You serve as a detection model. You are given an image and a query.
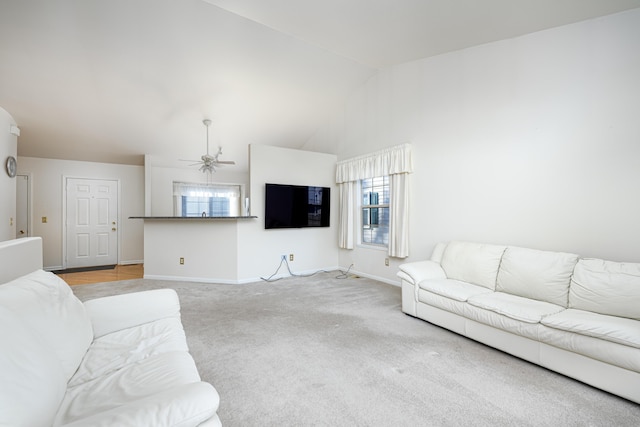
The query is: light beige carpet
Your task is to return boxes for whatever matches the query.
[72,272,640,426]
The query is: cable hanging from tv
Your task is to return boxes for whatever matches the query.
[260,255,333,282]
[259,256,356,282]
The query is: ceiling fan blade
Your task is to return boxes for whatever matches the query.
[215,160,236,165]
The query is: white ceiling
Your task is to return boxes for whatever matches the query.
[2,0,640,172]
[204,0,640,68]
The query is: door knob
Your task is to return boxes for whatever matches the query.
[19,230,25,235]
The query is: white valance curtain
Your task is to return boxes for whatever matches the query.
[172,181,242,217]
[172,182,240,199]
[335,143,412,258]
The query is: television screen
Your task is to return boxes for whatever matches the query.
[265,183,330,229]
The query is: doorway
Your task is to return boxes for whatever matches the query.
[16,174,30,238]
[65,178,119,269]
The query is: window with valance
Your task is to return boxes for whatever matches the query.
[173,181,242,217]
[335,143,412,258]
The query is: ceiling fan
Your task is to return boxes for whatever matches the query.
[182,119,235,174]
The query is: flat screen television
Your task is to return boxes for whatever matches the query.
[264,183,330,229]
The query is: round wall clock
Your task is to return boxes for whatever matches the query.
[5,156,17,178]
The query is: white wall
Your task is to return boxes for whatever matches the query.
[142,145,337,283]
[237,144,338,281]
[143,159,249,283]
[304,9,640,283]
[0,107,18,242]
[16,157,144,269]
[142,219,242,283]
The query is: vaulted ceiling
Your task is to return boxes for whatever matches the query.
[2,0,639,172]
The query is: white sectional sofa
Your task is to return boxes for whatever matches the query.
[398,241,640,403]
[0,237,221,426]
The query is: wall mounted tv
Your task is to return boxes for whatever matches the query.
[264,183,330,229]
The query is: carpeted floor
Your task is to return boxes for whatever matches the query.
[72,272,640,426]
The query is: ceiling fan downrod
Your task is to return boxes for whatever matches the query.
[203,119,212,157]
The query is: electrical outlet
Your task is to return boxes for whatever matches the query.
[179,257,184,265]
[289,254,294,261]
[385,258,390,266]
[42,216,47,223]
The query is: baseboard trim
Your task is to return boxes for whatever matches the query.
[348,269,401,287]
[54,265,116,274]
[144,274,241,285]
[145,265,343,285]
[119,259,144,266]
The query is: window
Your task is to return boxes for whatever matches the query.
[361,176,389,246]
[337,143,411,256]
[173,182,243,217]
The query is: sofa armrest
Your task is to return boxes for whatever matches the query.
[84,289,181,338]
[397,260,447,285]
[60,381,219,427]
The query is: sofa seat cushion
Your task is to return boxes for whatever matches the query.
[57,382,220,427]
[69,317,190,388]
[496,246,578,306]
[468,292,565,324]
[569,258,640,320]
[418,289,468,317]
[54,351,207,426]
[541,309,640,349]
[419,278,492,302]
[539,323,640,373]
[462,303,543,340]
[440,241,506,290]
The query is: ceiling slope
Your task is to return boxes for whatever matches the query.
[204,0,640,68]
[1,0,639,169]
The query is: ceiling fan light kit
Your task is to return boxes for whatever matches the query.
[182,119,236,174]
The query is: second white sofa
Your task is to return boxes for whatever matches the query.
[398,241,640,403]
[0,237,221,427]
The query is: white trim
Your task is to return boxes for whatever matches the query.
[349,268,401,287]
[62,175,66,268]
[144,274,271,285]
[144,274,243,285]
[119,259,144,266]
[16,173,33,238]
[117,179,122,267]
[145,265,342,285]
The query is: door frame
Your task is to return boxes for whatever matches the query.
[16,173,33,238]
[62,176,122,269]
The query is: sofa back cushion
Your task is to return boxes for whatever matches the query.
[0,270,93,381]
[569,258,640,320]
[496,246,578,306]
[440,241,506,290]
[0,306,67,426]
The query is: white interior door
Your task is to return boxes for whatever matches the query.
[66,178,118,268]
[16,174,30,238]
